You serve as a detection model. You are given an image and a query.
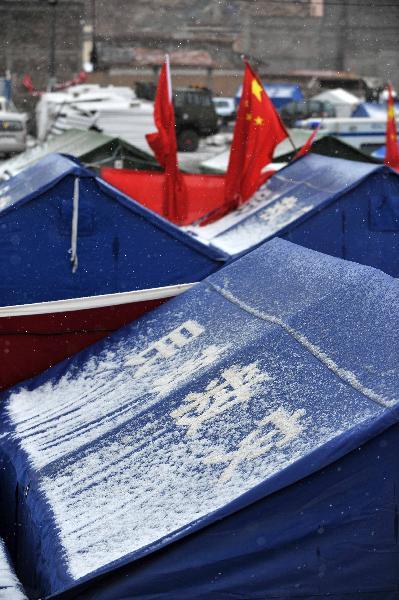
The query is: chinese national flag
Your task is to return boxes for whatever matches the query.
[384,82,399,171]
[202,62,288,225]
[146,56,187,222]
[292,125,320,161]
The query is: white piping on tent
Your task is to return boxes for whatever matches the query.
[70,176,79,273]
[0,282,195,318]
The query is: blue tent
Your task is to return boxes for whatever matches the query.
[0,153,225,307]
[371,144,399,161]
[352,102,399,118]
[235,83,303,109]
[0,238,398,599]
[0,538,26,599]
[189,153,399,277]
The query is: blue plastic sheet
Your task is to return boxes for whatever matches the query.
[0,154,225,306]
[190,154,399,276]
[0,238,398,599]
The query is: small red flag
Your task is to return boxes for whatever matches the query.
[146,56,187,222]
[201,62,288,225]
[292,125,320,161]
[384,82,399,171]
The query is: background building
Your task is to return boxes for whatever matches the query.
[0,0,84,108]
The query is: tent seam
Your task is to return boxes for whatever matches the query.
[208,282,396,409]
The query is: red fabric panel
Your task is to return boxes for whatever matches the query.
[101,168,226,225]
[0,298,166,391]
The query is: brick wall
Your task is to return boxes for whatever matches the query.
[0,0,84,109]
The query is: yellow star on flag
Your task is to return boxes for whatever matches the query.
[251,79,263,102]
[388,106,395,119]
[246,113,252,121]
[254,115,264,126]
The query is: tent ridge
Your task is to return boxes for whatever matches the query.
[209,282,396,409]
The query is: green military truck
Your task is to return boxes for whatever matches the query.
[135,82,220,152]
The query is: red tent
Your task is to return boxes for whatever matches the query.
[101,168,226,225]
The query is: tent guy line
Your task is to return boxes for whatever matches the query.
[209,282,396,409]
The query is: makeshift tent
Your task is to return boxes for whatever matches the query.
[312,88,359,117]
[235,83,303,109]
[187,154,399,277]
[0,238,398,600]
[352,102,399,118]
[0,153,223,307]
[100,168,226,225]
[277,135,381,164]
[0,153,225,389]
[0,129,160,181]
[0,538,26,599]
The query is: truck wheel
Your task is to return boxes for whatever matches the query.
[177,129,199,152]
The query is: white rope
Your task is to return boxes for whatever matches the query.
[70,177,79,273]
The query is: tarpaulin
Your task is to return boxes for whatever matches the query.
[0,238,398,599]
[0,153,225,307]
[187,153,399,276]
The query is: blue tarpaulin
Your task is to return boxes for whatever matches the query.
[235,83,303,109]
[188,153,399,277]
[0,238,398,599]
[0,154,225,307]
[352,102,397,118]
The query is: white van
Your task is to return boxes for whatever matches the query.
[0,110,27,157]
[297,117,389,154]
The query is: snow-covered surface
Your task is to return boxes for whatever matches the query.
[184,179,313,255]
[187,153,380,257]
[0,539,26,599]
[1,238,397,595]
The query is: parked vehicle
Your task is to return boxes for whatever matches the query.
[212,97,236,124]
[280,99,336,127]
[297,117,389,153]
[135,82,220,152]
[0,110,27,157]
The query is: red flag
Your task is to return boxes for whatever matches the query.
[201,62,288,225]
[384,82,399,170]
[146,56,187,222]
[292,125,320,161]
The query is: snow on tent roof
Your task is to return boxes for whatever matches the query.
[189,153,384,257]
[0,153,225,306]
[0,129,159,181]
[0,238,399,598]
[0,539,26,599]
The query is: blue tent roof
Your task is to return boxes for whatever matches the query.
[0,153,225,306]
[189,154,382,255]
[188,153,399,276]
[235,83,303,109]
[0,238,398,599]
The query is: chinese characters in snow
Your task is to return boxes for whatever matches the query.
[125,320,204,376]
[171,361,306,483]
[204,407,306,482]
[171,362,270,436]
[258,196,313,229]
